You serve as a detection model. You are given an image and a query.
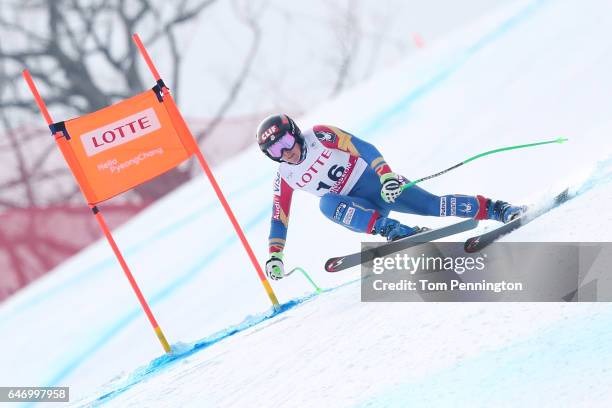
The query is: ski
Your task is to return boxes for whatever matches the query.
[325,218,479,272]
[464,188,572,253]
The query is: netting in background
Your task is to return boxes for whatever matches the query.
[0,204,147,302]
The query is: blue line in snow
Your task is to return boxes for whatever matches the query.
[360,0,546,139]
[83,278,363,406]
[86,293,320,406]
[355,305,612,407]
[43,206,271,388]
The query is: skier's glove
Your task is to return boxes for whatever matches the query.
[265,252,285,281]
[380,172,405,203]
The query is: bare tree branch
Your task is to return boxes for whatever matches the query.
[0,42,37,206]
[0,168,70,191]
[0,227,27,287]
[194,0,263,146]
[329,0,360,97]
[0,0,219,208]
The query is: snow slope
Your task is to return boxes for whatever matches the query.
[79,289,612,408]
[2,0,612,406]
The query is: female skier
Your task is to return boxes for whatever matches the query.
[257,114,524,280]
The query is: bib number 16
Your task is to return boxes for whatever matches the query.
[317,165,345,191]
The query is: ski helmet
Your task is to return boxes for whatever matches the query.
[256,114,306,163]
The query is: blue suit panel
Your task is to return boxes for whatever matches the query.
[319,166,481,233]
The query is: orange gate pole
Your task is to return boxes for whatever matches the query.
[132,34,281,311]
[22,69,172,353]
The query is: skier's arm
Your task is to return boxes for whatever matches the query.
[268,172,294,254]
[348,130,405,202]
[266,173,294,280]
[314,125,404,203]
[313,125,392,176]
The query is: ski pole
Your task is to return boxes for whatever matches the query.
[284,267,323,294]
[400,137,568,191]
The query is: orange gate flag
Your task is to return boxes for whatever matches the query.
[22,33,282,354]
[51,84,197,204]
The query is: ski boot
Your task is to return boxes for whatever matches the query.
[373,217,428,241]
[486,199,527,223]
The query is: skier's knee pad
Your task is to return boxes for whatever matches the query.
[319,193,380,233]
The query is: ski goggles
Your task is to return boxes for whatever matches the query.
[267,132,296,159]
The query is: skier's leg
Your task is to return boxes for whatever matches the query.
[350,167,523,223]
[395,185,526,223]
[394,184,485,218]
[319,193,384,233]
[319,193,423,240]
[347,167,479,217]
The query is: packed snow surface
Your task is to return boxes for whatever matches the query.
[2,0,612,406]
